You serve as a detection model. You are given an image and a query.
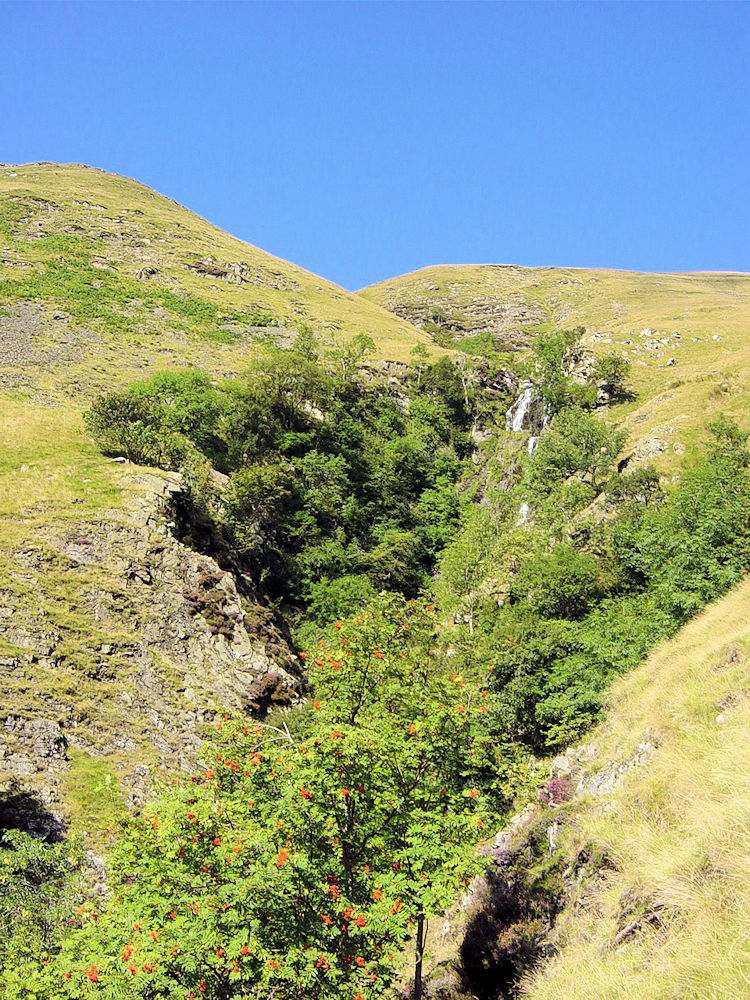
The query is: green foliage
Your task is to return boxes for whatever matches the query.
[481,416,750,751]
[706,412,750,468]
[83,370,224,469]
[435,505,503,639]
[524,328,593,414]
[614,429,750,621]
[510,545,606,620]
[0,830,83,997]
[416,356,472,432]
[224,464,294,546]
[605,464,664,507]
[85,342,478,624]
[593,352,633,402]
[305,575,379,632]
[43,600,493,999]
[528,407,627,498]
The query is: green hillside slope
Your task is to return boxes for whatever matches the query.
[419,577,750,1000]
[1,162,433,395]
[519,575,750,1000]
[361,264,750,476]
[0,163,433,836]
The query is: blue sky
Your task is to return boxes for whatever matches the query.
[2,1,748,289]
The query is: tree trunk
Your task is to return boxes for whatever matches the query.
[414,911,425,1000]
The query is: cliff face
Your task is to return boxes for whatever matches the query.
[0,466,300,833]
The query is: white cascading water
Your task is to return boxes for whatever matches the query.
[505,387,534,433]
[505,387,549,454]
[516,502,531,526]
[505,386,550,525]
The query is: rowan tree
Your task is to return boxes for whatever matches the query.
[43,598,491,1000]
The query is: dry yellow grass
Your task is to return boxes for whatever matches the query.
[520,578,750,1000]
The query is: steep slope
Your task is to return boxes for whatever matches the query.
[361,264,750,476]
[0,162,433,395]
[423,577,750,1000]
[0,163,433,839]
[521,575,750,1000]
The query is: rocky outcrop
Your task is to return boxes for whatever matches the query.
[0,469,301,831]
[382,293,542,351]
[184,255,300,290]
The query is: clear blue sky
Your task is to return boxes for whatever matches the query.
[2,1,748,289]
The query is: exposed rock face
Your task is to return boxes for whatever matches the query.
[0,470,301,828]
[378,287,544,351]
[185,255,300,290]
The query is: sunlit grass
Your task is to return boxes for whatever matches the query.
[0,400,120,520]
[519,578,750,1000]
[0,162,438,365]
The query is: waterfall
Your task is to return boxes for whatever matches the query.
[516,502,531,526]
[505,387,534,433]
[505,386,550,525]
[505,387,549,454]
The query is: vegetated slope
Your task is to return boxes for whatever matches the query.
[0,163,432,839]
[518,575,750,1000]
[419,577,750,1000]
[361,263,750,477]
[0,162,433,395]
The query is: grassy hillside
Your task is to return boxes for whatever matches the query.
[0,163,432,837]
[361,264,750,476]
[520,575,750,1000]
[1,167,749,997]
[0,162,434,393]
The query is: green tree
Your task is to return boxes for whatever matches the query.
[525,328,592,414]
[510,544,607,620]
[224,463,293,549]
[528,407,626,498]
[330,333,376,380]
[606,464,663,507]
[409,344,429,387]
[593,352,633,402]
[0,829,83,997]
[45,600,490,1000]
